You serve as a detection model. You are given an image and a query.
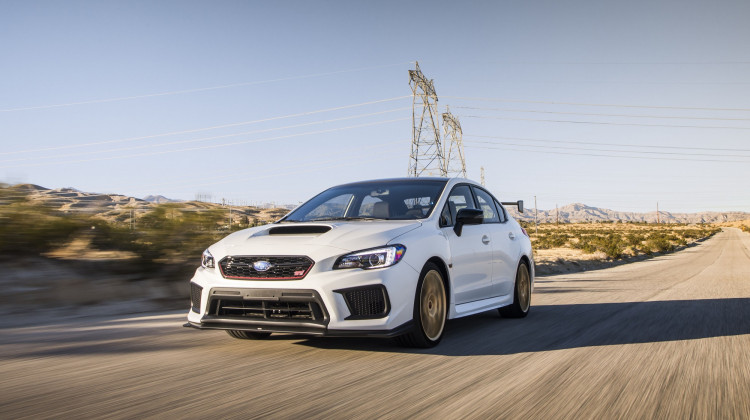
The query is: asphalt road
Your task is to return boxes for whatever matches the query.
[2,228,749,419]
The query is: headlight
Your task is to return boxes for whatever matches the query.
[201,249,215,268]
[333,245,406,270]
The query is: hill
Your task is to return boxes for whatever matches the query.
[143,195,178,204]
[3,183,747,224]
[507,202,749,224]
[2,184,291,225]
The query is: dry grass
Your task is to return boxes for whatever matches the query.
[521,222,722,274]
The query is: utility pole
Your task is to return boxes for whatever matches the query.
[408,61,444,177]
[442,106,466,177]
[480,166,485,186]
[657,202,660,224]
[534,195,539,234]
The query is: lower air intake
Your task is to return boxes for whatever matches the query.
[208,298,326,322]
[338,285,390,320]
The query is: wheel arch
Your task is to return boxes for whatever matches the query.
[518,254,534,290]
[425,256,451,310]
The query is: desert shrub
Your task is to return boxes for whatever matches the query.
[645,237,674,253]
[681,230,701,240]
[625,233,646,248]
[581,242,597,254]
[592,233,625,259]
[572,235,597,254]
[0,195,241,267]
[534,232,569,249]
[133,204,231,264]
[0,201,86,255]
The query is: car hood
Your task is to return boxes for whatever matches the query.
[210,220,423,261]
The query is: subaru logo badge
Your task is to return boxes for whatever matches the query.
[253,261,273,272]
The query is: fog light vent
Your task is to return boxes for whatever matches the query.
[190,283,203,313]
[337,285,389,320]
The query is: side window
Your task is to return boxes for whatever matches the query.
[441,185,477,226]
[494,200,508,223]
[473,188,500,223]
[440,203,452,227]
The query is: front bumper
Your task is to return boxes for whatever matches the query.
[183,320,415,338]
[186,259,420,336]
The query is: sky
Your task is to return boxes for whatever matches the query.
[1,0,749,213]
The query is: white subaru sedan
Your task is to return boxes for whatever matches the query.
[185,177,533,347]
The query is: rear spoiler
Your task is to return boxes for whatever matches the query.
[501,200,524,213]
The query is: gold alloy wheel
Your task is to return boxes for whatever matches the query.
[517,263,531,313]
[420,270,446,341]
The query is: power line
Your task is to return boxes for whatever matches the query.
[465,134,750,153]
[3,118,409,169]
[442,96,750,112]
[453,106,750,121]
[0,106,416,164]
[459,114,750,130]
[464,144,750,163]
[0,140,407,199]
[463,139,750,159]
[422,58,750,66]
[0,62,414,112]
[0,96,412,156]
[138,140,405,190]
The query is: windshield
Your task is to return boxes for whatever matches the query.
[282,180,447,222]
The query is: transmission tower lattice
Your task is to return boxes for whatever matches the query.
[442,106,466,178]
[408,61,444,177]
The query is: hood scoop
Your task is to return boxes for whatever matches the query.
[268,225,332,235]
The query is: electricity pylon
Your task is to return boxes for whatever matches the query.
[408,61,444,177]
[442,106,466,177]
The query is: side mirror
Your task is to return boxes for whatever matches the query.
[454,208,483,236]
[501,200,524,213]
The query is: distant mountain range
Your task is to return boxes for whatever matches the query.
[506,202,749,224]
[143,195,178,204]
[3,184,748,224]
[2,184,290,224]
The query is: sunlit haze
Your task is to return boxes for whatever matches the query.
[2,1,749,213]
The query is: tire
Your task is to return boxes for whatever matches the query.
[226,330,272,340]
[397,262,447,348]
[499,261,531,318]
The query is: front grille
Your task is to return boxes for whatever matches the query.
[219,256,314,280]
[208,298,326,322]
[338,285,390,320]
[190,283,202,313]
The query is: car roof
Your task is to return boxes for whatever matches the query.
[333,177,479,188]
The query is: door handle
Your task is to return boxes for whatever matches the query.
[508,232,516,240]
[482,235,491,245]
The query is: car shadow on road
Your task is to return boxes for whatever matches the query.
[297,298,750,356]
